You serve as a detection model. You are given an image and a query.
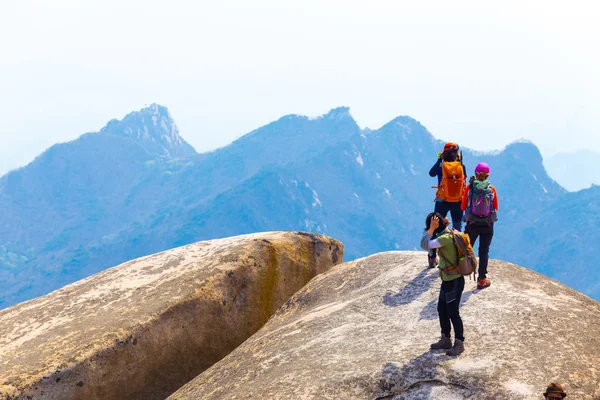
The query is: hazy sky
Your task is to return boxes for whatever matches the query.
[1,0,599,174]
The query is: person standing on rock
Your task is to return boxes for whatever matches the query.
[427,142,467,268]
[543,382,567,399]
[420,212,465,357]
[462,162,498,290]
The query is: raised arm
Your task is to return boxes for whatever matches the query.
[429,159,442,177]
[420,230,442,250]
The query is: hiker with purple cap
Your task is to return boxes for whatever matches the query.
[461,162,498,290]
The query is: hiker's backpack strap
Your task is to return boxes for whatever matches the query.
[437,248,452,267]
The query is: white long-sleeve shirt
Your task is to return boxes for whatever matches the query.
[420,230,442,250]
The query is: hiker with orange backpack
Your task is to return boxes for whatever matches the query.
[427,142,467,268]
[462,162,498,290]
[420,212,475,356]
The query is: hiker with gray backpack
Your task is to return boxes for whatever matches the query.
[461,162,499,290]
[420,212,477,356]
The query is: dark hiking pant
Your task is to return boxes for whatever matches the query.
[429,201,463,259]
[438,276,465,341]
[465,222,494,279]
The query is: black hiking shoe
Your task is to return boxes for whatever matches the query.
[428,256,438,269]
[446,339,464,356]
[430,334,452,350]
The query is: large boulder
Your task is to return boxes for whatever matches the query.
[170,251,600,400]
[0,232,343,400]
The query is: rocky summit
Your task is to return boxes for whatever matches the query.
[0,232,343,400]
[170,251,600,400]
[99,103,197,158]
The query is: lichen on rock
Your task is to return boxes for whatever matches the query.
[0,231,343,400]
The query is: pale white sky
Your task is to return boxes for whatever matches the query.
[1,0,599,174]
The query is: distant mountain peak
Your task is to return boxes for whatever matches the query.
[99,104,197,158]
[382,115,423,130]
[503,140,542,161]
[374,115,436,147]
[304,107,354,123]
[324,106,352,120]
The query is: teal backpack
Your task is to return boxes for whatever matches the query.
[464,179,497,224]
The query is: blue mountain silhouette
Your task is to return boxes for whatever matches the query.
[2,105,595,309]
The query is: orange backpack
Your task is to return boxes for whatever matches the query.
[437,161,465,202]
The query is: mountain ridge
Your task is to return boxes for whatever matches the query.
[1,105,597,308]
